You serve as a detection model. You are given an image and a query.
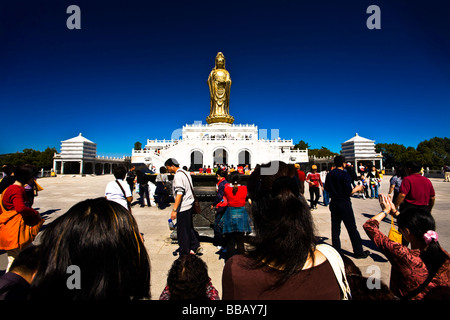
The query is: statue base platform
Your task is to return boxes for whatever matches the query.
[206,115,234,125]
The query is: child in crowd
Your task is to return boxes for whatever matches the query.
[160,255,219,300]
[357,175,368,199]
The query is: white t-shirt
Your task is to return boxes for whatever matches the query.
[105,179,132,210]
[172,169,195,212]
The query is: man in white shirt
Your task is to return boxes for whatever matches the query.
[165,158,201,255]
[105,166,132,211]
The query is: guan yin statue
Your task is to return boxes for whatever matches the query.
[131,51,309,173]
[206,52,235,125]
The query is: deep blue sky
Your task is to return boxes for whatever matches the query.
[1,0,449,157]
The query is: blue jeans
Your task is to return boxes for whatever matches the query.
[323,189,330,206]
[370,184,379,199]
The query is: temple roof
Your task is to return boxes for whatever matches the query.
[342,133,374,144]
[62,133,95,144]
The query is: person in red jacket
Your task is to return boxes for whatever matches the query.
[306,165,323,210]
[0,164,44,271]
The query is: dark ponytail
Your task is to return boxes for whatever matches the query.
[397,208,447,277]
[228,171,241,195]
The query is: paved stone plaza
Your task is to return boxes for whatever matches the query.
[1,174,448,299]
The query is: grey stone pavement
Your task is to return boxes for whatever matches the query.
[1,174,448,299]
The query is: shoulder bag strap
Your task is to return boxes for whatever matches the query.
[316,243,352,300]
[0,189,7,212]
[400,275,434,300]
[179,170,197,200]
[0,189,16,216]
[115,180,132,213]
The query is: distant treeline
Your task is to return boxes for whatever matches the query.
[376,137,449,170]
[0,147,57,170]
[294,137,449,170]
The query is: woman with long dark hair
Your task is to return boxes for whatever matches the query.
[363,194,450,300]
[222,161,345,300]
[30,197,151,300]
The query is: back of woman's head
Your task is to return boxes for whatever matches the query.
[228,171,241,195]
[14,164,38,184]
[246,161,316,289]
[167,255,210,300]
[228,171,240,184]
[2,164,14,176]
[394,166,406,178]
[406,161,422,174]
[397,207,447,276]
[30,197,151,300]
[216,169,227,179]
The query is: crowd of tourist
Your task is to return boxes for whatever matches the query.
[0,157,449,300]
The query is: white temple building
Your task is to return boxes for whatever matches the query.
[131,122,308,171]
[53,133,129,175]
[341,133,383,169]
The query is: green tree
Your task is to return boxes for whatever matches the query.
[36,147,57,169]
[294,141,337,159]
[294,140,310,150]
[416,137,450,169]
[309,146,338,158]
[377,137,449,169]
[134,141,142,150]
[0,147,57,170]
[376,143,410,168]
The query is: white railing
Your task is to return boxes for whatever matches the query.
[289,149,308,154]
[183,123,256,128]
[384,168,445,178]
[144,136,294,144]
[96,155,129,161]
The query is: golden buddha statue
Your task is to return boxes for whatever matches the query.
[206,52,234,124]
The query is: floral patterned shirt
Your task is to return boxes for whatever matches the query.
[363,219,450,299]
[159,279,220,300]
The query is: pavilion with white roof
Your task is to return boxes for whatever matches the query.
[53,133,128,175]
[341,133,383,169]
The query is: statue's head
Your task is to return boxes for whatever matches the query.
[215,52,225,69]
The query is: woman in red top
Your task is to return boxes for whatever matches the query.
[363,194,450,299]
[0,164,44,270]
[221,171,251,261]
[306,165,323,210]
